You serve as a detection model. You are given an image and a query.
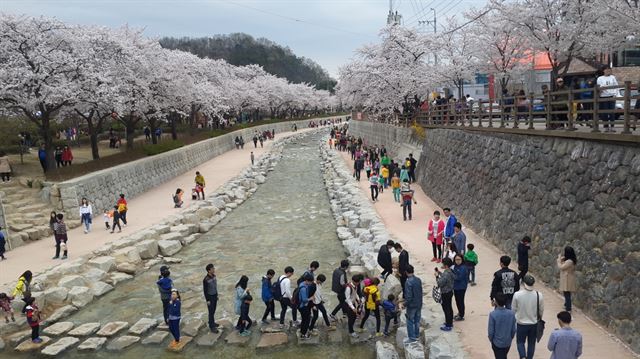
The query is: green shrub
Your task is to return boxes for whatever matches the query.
[142,140,184,156]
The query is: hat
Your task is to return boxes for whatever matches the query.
[522,274,535,288]
[160,265,170,273]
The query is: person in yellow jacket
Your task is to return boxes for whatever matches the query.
[12,270,32,313]
[358,277,382,336]
[194,171,206,200]
[391,173,401,202]
[380,166,390,189]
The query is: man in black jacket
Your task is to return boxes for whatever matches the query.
[377,240,395,279]
[330,259,350,320]
[203,263,219,333]
[490,256,520,309]
[354,157,364,181]
[408,153,417,183]
[517,236,531,281]
[394,243,410,293]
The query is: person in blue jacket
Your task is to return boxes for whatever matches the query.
[37,144,47,172]
[261,269,277,323]
[443,208,457,246]
[452,254,469,321]
[156,266,173,324]
[168,289,181,348]
[298,273,314,339]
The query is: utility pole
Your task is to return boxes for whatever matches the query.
[419,8,437,65]
[387,0,402,25]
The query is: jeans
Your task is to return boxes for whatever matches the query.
[468,266,476,283]
[161,298,170,323]
[402,200,412,220]
[355,170,361,181]
[360,307,381,332]
[310,303,330,331]
[383,311,398,334]
[39,158,47,172]
[206,294,218,330]
[405,307,421,340]
[599,98,616,126]
[343,303,357,333]
[516,323,537,359]
[54,235,68,258]
[299,305,312,335]
[236,316,252,332]
[81,214,91,232]
[393,188,400,202]
[279,298,297,324]
[120,210,127,225]
[31,325,39,340]
[441,291,454,327]
[564,291,572,312]
[262,299,276,321]
[331,292,346,316]
[370,185,378,201]
[169,319,180,341]
[453,289,466,318]
[491,344,510,359]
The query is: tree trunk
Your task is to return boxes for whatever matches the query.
[170,112,178,140]
[126,119,136,149]
[149,118,158,145]
[42,116,55,172]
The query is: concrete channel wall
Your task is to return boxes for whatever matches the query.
[348,120,640,352]
[55,118,341,219]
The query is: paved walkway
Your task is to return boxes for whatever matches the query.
[0,129,307,290]
[339,151,637,359]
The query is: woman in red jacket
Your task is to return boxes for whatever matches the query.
[61,145,73,166]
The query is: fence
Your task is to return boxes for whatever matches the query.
[366,81,640,140]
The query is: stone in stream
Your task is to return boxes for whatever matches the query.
[77,337,107,351]
[395,326,408,350]
[256,332,288,348]
[180,317,203,337]
[14,336,51,352]
[0,337,4,350]
[87,256,117,272]
[68,286,94,307]
[8,329,32,346]
[42,322,74,336]
[58,275,86,289]
[142,331,169,345]
[44,305,77,325]
[350,332,372,344]
[91,281,114,297]
[328,329,343,344]
[296,331,320,345]
[260,324,285,333]
[116,262,137,275]
[195,330,223,346]
[429,337,454,359]
[40,336,79,356]
[404,341,426,359]
[157,239,182,256]
[225,330,250,345]
[96,321,129,337]
[43,287,69,305]
[106,335,140,351]
[68,322,101,336]
[108,272,133,285]
[376,341,400,359]
[129,318,158,335]
[166,335,192,352]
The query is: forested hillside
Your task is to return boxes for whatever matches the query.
[160,33,337,92]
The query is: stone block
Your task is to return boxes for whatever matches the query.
[91,281,114,297]
[376,341,400,359]
[196,207,219,221]
[96,321,129,337]
[106,335,140,351]
[45,305,77,324]
[198,222,215,233]
[41,336,79,356]
[129,318,158,336]
[257,332,288,348]
[68,286,94,308]
[58,275,86,289]
[225,330,250,345]
[381,275,402,300]
[8,330,33,346]
[396,326,408,350]
[166,335,192,352]
[43,322,74,336]
[116,262,137,275]
[44,287,69,305]
[169,224,191,236]
[14,336,51,352]
[157,239,182,256]
[68,322,101,336]
[160,232,182,242]
[113,246,141,264]
[108,272,133,285]
[181,317,203,337]
[142,331,169,345]
[195,330,223,346]
[77,337,107,351]
[84,268,108,282]
[429,337,453,359]
[404,341,426,359]
[135,240,158,259]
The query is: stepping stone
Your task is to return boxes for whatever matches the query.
[68,322,101,336]
[260,323,285,333]
[43,322,75,336]
[328,330,343,344]
[256,332,288,348]
[166,335,192,352]
[77,337,107,351]
[8,329,32,346]
[195,330,223,347]
[225,330,250,345]
[41,336,79,356]
[129,318,158,335]
[106,335,140,351]
[14,336,51,352]
[44,305,77,325]
[0,337,4,350]
[350,333,372,344]
[157,323,169,331]
[142,331,169,345]
[181,317,203,337]
[296,331,320,345]
[97,321,129,337]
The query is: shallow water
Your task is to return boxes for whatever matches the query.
[3,132,376,358]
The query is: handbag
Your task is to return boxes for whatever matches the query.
[536,291,545,342]
[432,285,442,304]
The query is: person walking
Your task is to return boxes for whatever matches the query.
[400,180,417,221]
[354,156,364,181]
[0,226,6,260]
[261,269,277,324]
[490,256,519,309]
[24,297,43,343]
[435,258,455,331]
[38,144,47,172]
[359,277,382,336]
[377,240,394,279]
[369,172,379,201]
[597,65,619,132]
[238,294,253,336]
[168,289,181,349]
[330,260,349,320]
[298,273,314,339]
[394,243,410,293]
[513,274,544,359]
[452,254,469,321]
[517,236,532,280]
[79,198,93,234]
[116,194,128,226]
[157,266,173,324]
[309,274,333,333]
[12,270,32,314]
[428,211,445,262]
[404,265,423,342]
[408,153,417,182]
[54,146,63,168]
[278,266,296,329]
[0,152,11,183]
[234,275,250,331]
[488,294,517,359]
[61,145,73,166]
[194,172,206,200]
[452,222,466,255]
[557,246,577,312]
[343,275,362,338]
[202,263,219,333]
[547,311,582,359]
[52,213,68,260]
[250,152,255,165]
[252,134,258,148]
[465,243,478,285]
[110,205,122,233]
[443,208,457,246]
[391,173,401,202]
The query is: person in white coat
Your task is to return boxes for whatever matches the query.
[79,198,93,233]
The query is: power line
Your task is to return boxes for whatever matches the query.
[404,0,438,25]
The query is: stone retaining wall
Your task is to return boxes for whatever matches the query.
[55,117,341,219]
[349,121,640,353]
[347,120,422,162]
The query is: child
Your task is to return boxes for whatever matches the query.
[25,297,42,343]
[365,161,371,179]
[239,293,253,336]
[168,289,181,348]
[53,213,68,260]
[103,209,111,230]
[391,174,401,202]
[309,274,333,334]
[359,277,382,336]
[380,165,389,189]
[446,242,458,261]
[173,188,184,208]
[464,243,478,286]
[0,293,15,323]
[194,171,205,200]
[0,226,6,260]
[156,266,173,324]
[377,170,385,193]
[111,205,122,233]
[382,294,398,336]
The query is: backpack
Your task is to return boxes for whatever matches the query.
[291,286,301,307]
[271,276,284,301]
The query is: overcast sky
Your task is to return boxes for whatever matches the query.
[1,0,485,77]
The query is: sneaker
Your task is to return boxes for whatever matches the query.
[240,330,251,336]
[470,282,477,286]
[454,315,465,321]
[211,328,219,333]
[261,320,269,325]
[278,324,285,329]
[430,257,437,262]
[329,314,337,322]
[300,333,310,340]
[436,258,442,263]
[440,325,453,331]
[375,332,383,337]
[52,256,59,259]
[32,338,43,344]
[61,255,67,260]
[311,329,319,336]
[327,325,337,331]
[212,323,220,328]
[350,332,359,338]
[356,328,366,333]
[383,331,390,337]
[403,338,416,344]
